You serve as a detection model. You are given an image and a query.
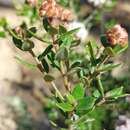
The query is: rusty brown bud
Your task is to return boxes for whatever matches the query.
[106,24,128,47]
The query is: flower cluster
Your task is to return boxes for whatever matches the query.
[105,24,128,47]
[39,0,73,21]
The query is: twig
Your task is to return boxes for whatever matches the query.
[29,50,44,73]
[28,30,52,43]
[97,55,110,69]
[29,50,64,101]
[51,35,71,92]
[51,82,64,101]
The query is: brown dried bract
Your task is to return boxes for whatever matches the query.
[106,24,128,47]
[39,0,73,21]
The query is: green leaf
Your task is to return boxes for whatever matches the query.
[66,94,76,104]
[0,31,5,38]
[56,47,68,61]
[93,90,101,98]
[10,28,21,39]
[70,61,81,69]
[21,40,34,51]
[87,41,95,64]
[104,47,115,56]
[12,36,23,49]
[58,28,80,41]
[100,35,109,47]
[38,45,53,61]
[62,36,73,46]
[59,25,67,34]
[56,103,74,112]
[99,64,120,72]
[41,58,49,73]
[70,39,80,47]
[15,56,37,69]
[43,18,58,34]
[77,97,96,111]
[44,74,55,82]
[26,27,37,38]
[113,44,128,54]
[105,86,124,98]
[72,83,85,100]
[97,77,104,97]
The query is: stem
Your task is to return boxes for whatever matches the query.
[51,82,64,101]
[73,112,95,125]
[96,98,106,106]
[68,125,73,130]
[29,50,44,73]
[51,35,71,92]
[60,61,71,92]
[28,30,52,43]
[97,76,104,98]
[97,55,110,69]
[29,50,64,101]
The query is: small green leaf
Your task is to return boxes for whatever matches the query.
[41,58,49,73]
[38,45,53,61]
[99,64,120,72]
[105,87,124,98]
[113,44,128,54]
[66,94,76,104]
[56,103,74,112]
[70,61,81,69]
[104,47,115,56]
[43,18,58,34]
[72,83,85,100]
[44,74,55,82]
[26,27,37,38]
[59,25,67,34]
[58,28,80,41]
[77,97,96,111]
[97,77,104,97]
[87,41,95,64]
[21,40,34,51]
[70,39,80,47]
[100,35,109,47]
[12,36,23,49]
[93,90,101,98]
[10,28,21,39]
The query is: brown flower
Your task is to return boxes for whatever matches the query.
[106,24,128,47]
[39,0,73,21]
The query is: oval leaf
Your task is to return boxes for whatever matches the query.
[72,83,85,100]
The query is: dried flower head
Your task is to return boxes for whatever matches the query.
[106,24,128,47]
[39,0,73,21]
